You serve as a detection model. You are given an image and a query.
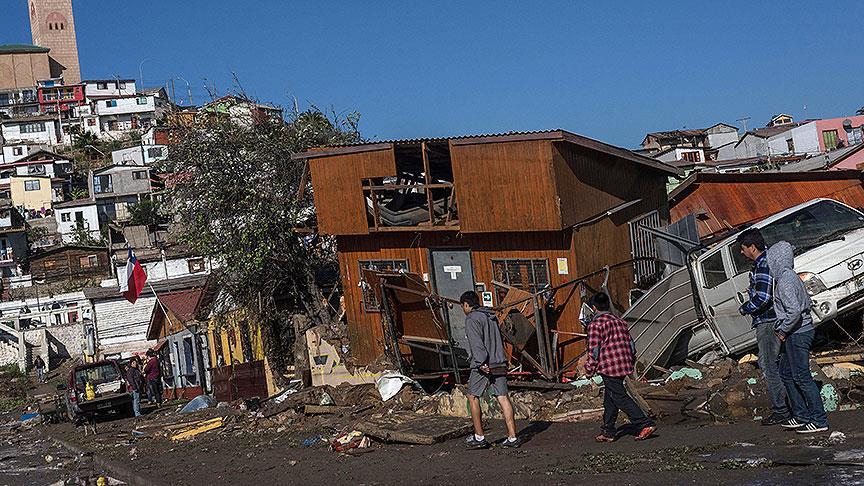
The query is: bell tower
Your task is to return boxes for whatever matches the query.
[29,0,81,83]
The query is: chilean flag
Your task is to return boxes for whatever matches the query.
[120,248,147,304]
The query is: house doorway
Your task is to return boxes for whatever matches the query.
[429,249,475,353]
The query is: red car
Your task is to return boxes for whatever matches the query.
[62,360,133,422]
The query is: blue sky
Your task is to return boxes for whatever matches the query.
[3,1,863,147]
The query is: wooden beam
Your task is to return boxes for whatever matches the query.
[421,141,435,226]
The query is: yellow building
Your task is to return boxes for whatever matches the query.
[10,175,54,212]
[206,306,276,400]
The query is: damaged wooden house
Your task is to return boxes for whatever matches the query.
[300,130,679,379]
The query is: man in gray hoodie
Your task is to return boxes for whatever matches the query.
[460,291,521,449]
[766,241,828,433]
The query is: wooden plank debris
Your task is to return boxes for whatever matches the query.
[355,411,472,445]
[170,417,224,441]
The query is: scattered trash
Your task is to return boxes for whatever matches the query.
[320,392,334,406]
[375,371,418,402]
[302,435,323,447]
[829,431,847,444]
[216,402,230,409]
[821,383,839,412]
[666,368,703,382]
[738,354,758,364]
[271,388,299,405]
[44,454,53,463]
[746,378,757,385]
[170,417,225,441]
[179,395,217,414]
[131,429,145,437]
[752,416,763,421]
[330,430,370,452]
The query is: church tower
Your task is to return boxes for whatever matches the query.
[29,0,81,84]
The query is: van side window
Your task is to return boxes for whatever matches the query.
[701,251,728,288]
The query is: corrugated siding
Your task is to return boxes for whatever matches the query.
[671,177,864,239]
[93,296,157,354]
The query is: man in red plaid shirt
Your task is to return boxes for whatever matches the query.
[583,292,655,442]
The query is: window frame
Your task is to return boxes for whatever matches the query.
[700,249,730,289]
[60,212,71,222]
[132,170,148,180]
[24,180,41,192]
[93,174,113,194]
[97,82,108,90]
[491,258,551,303]
[358,259,409,312]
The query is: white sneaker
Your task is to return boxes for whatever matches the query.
[780,418,804,429]
[796,423,829,434]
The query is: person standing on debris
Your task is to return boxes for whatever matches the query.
[583,292,656,442]
[33,355,46,383]
[459,291,522,449]
[737,228,791,426]
[125,359,146,417]
[767,241,829,434]
[143,350,163,406]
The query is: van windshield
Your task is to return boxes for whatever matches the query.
[731,200,864,275]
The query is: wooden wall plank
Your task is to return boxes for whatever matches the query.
[309,147,396,235]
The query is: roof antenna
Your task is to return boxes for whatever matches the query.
[736,116,751,132]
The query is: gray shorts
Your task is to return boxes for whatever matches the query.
[467,370,508,397]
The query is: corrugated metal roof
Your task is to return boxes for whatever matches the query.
[296,129,682,176]
[324,129,563,148]
[158,288,205,323]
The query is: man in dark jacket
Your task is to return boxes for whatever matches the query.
[33,355,46,383]
[584,292,655,442]
[125,359,145,417]
[737,228,790,426]
[767,241,828,433]
[460,291,521,449]
[143,350,163,406]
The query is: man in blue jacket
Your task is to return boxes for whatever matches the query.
[767,241,828,433]
[737,228,790,426]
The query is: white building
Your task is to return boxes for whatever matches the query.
[111,144,168,166]
[0,116,60,146]
[78,81,171,140]
[54,199,101,243]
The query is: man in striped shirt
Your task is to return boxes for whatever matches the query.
[584,292,655,442]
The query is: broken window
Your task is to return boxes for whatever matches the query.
[363,142,458,229]
[700,250,728,288]
[491,259,550,303]
[629,211,663,285]
[359,259,409,311]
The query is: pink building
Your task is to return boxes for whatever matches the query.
[815,115,864,151]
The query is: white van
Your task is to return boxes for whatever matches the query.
[694,198,864,355]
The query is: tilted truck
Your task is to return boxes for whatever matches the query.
[627,198,864,377]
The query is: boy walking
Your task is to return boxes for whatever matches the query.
[460,291,522,449]
[737,228,791,426]
[767,241,828,433]
[584,292,655,442]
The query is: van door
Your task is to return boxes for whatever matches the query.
[697,246,755,354]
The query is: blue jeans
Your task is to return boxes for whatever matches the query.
[779,329,827,427]
[756,321,789,417]
[132,391,141,417]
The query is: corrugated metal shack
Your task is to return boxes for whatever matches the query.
[669,170,864,241]
[300,130,679,375]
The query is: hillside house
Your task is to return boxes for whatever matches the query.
[300,129,678,367]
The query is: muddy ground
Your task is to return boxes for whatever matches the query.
[29,407,864,486]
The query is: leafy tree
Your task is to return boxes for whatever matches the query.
[69,225,104,247]
[159,98,361,376]
[858,106,864,116]
[129,199,167,227]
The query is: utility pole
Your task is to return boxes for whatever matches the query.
[736,116,751,133]
[170,79,176,105]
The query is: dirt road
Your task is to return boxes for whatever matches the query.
[38,408,864,486]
